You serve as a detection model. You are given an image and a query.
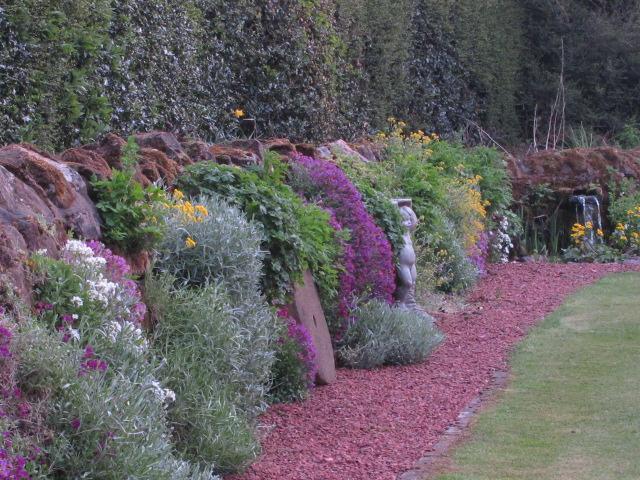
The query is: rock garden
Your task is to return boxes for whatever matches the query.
[2,2,640,478]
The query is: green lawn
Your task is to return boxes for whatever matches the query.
[434,272,640,480]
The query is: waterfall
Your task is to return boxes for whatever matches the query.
[572,195,603,247]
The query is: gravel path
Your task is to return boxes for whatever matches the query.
[229,262,638,480]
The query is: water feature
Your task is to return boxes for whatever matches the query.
[570,195,603,247]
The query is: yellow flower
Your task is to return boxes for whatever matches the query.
[195,205,209,217]
[185,236,197,249]
[233,109,245,119]
[585,221,593,230]
[173,189,184,201]
[596,229,604,237]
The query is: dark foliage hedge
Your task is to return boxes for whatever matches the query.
[2,0,638,150]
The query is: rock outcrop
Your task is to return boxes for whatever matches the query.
[509,147,640,199]
[0,144,101,298]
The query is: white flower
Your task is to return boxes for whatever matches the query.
[68,328,80,342]
[70,296,84,307]
[35,248,48,256]
[149,381,176,404]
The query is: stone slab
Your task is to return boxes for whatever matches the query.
[291,270,336,385]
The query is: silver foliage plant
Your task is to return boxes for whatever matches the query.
[151,194,278,473]
[337,300,444,369]
[15,320,218,480]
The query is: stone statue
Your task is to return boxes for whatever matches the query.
[393,198,418,310]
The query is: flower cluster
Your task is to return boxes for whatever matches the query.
[377,117,439,148]
[60,240,146,326]
[79,345,108,374]
[0,326,11,360]
[469,232,489,275]
[570,221,603,247]
[612,205,640,252]
[102,321,148,356]
[163,190,210,249]
[148,381,176,404]
[0,446,29,480]
[489,216,514,263]
[292,155,396,326]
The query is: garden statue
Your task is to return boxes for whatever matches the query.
[393,198,419,310]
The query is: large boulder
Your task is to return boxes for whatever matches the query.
[180,138,215,163]
[64,133,182,187]
[509,147,640,199]
[0,144,101,240]
[209,143,262,166]
[134,131,193,166]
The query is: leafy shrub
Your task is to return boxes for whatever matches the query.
[91,137,165,254]
[615,121,640,149]
[289,154,396,333]
[337,300,443,369]
[145,274,276,473]
[155,194,266,297]
[269,309,318,404]
[608,177,640,227]
[176,160,341,301]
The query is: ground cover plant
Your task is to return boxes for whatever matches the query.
[435,272,640,480]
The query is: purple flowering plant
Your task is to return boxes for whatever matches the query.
[290,155,396,334]
[269,308,318,402]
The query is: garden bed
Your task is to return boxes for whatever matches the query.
[228,261,639,480]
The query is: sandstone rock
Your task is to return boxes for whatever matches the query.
[263,138,297,156]
[180,138,215,163]
[509,147,640,200]
[0,145,101,240]
[83,133,127,169]
[0,164,67,300]
[135,131,192,166]
[138,148,180,186]
[295,143,321,159]
[61,147,112,181]
[73,133,181,187]
[326,139,370,163]
[290,270,336,385]
[209,144,262,166]
[352,140,383,162]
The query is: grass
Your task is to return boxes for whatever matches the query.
[434,272,640,480]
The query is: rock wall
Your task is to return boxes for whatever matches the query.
[0,131,377,301]
[509,147,640,200]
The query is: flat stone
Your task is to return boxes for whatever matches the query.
[291,270,336,385]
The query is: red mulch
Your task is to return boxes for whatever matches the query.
[228,262,639,480]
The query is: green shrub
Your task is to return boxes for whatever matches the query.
[176,160,341,301]
[615,121,640,150]
[145,274,276,473]
[337,300,443,369]
[608,177,640,226]
[91,137,165,254]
